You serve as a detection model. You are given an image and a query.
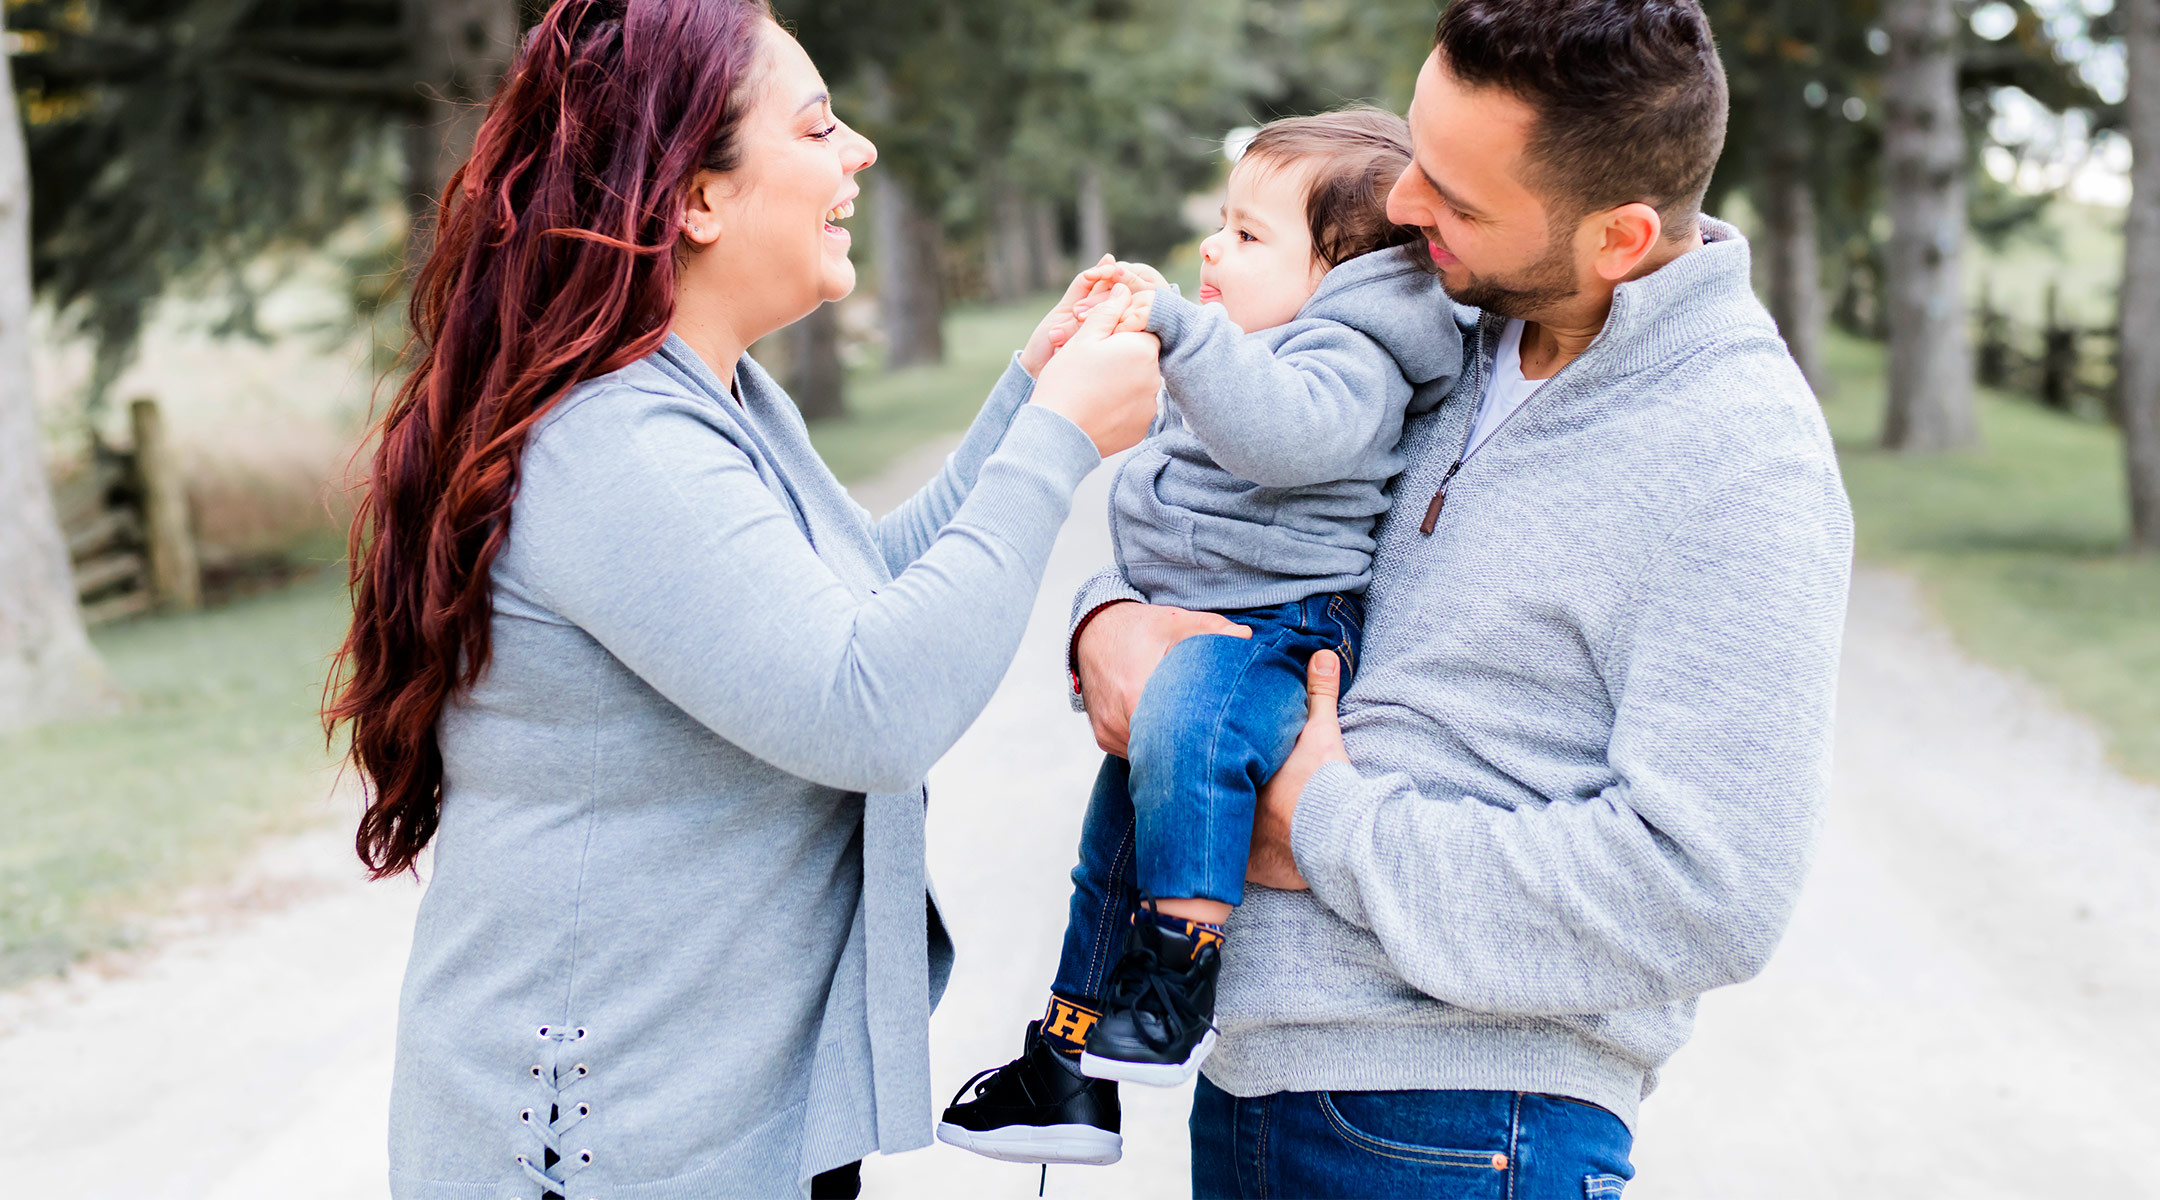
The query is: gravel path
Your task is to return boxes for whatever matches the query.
[9,442,2158,1198]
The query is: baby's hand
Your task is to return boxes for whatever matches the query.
[1021,256,1120,377]
[1024,257,1168,373]
[1078,258,1170,295]
[1069,284,1152,342]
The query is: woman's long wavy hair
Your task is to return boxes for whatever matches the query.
[327,0,772,879]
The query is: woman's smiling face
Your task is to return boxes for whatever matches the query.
[1197,156,1328,334]
[685,22,875,334]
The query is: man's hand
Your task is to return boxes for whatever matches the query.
[1074,601,1252,757]
[1248,650,1349,892]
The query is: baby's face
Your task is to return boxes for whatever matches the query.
[1197,157,1328,334]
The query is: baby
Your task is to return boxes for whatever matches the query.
[940,108,1462,1167]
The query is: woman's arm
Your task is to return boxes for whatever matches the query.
[871,263,1116,572]
[514,388,1101,795]
[511,291,1157,795]
[870,357,1038,572]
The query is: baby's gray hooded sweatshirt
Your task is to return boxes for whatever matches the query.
[1115,244,1462,610]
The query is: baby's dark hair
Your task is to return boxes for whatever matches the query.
[1240,106,1434,273]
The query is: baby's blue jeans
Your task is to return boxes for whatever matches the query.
[1050,593,1363,1007]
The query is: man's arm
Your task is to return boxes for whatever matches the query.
[1065,566,1251,755]
[1271,455,1855,1015]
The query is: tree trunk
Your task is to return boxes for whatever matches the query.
[874,173,945,368]
[1761,125,1825,393]
[781,303,846,423]
[0,8,115,733]
[2121,0,2160,551]
[1029,197,1065,292]
[986,173,1033,304]
[1881,0,1978,451]
[403,0,521,252]
[1077,160,1112,265]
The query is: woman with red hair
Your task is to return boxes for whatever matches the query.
[325,2,1162,1195]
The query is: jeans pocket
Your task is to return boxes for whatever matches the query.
[1316,1092,1511,1171]
[1585,1173,1629,1198]
[1323,595,1363,680]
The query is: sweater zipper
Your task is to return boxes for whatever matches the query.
[1419,319,1592,536]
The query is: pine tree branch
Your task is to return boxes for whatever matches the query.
[230,29,410,61]
[222,57,421,106]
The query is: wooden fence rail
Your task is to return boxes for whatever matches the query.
[1975,284,2121,420]
[54,398,203,626]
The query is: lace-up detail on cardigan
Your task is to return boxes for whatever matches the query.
[515,1025,592,1197]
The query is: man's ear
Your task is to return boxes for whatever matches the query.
[681,172,724,247]
[1589,202,1662,282]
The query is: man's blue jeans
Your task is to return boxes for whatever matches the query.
[1191,1077,1636,1199]
[1051,594,1362,1006]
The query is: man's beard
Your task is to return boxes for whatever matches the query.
[1438,225,1580,318]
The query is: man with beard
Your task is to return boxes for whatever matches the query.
[1061,1,1855,1195]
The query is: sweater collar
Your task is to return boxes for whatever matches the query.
[1477,217,1770,386]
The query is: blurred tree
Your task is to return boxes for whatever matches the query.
[1007,0,1250,272]
[1881,0,1978,451]
[402,0,521,243]
[1707,0,2101,403]
[781,0,1036,368]
[776,302,844,422]
[0,0,113,731]
[2122,0,2160,550]
[9,0,518,401]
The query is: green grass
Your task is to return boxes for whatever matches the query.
[1820,330,2160,780]
[1968,200,2124,328]
[0,570,350,987]
[807,301,1048,483]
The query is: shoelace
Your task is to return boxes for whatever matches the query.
[1105,910,1215,1053]
[951,1061,1018,1107]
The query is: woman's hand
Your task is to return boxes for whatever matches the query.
[1029,284,1161,458]
[1020,256,1119,378]
[1073,601,1252,757]
[1248,650,1349,892]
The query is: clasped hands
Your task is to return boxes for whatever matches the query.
[1017,256,1168,459]
[1072,599,1353,893]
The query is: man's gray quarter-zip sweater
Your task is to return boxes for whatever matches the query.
[1067,219,1855,1128]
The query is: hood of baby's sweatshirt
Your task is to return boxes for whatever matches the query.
[1297,244,1462,405]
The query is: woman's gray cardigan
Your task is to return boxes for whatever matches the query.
[386,334,1100,1199]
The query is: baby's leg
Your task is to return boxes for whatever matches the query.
[1124,620,1312,917]
[1039,755,1141,1053]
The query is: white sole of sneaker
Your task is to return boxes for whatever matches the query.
[936,1121,1124,1166]
[1079,1029,1218,1088]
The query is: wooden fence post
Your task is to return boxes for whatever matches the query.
[1976,279,2009,388]
[2040,283,2078,413]
[130,398,202,612]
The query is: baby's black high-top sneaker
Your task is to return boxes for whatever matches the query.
[1080,905,1223,1086]
[936,1017,1122,1166]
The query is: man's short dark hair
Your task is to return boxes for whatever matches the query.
[1434,0,1729,237]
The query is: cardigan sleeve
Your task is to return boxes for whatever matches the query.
[869,355,1039,572]
[510,384,1100,795]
